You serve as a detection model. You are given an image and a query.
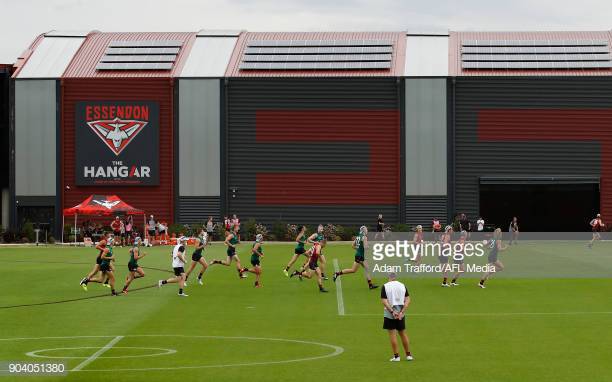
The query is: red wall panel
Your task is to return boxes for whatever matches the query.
[61,78,174,225]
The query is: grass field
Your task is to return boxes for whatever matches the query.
[1,241,611,381]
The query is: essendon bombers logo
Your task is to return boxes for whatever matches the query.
[75,101,159,186]
[87,118,148,156]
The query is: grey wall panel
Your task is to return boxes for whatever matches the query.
[454,77,609,221]
[227,78,401,226]
[178,196,220,223]
[14,80,56,196]
[405,78,447,195]
[405,196,447,226]
[178,79,221,196]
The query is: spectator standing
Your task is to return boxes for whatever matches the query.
[223,216,231,233]
[147,215,157,246]
[381,273,413,362]
[111,216,121,242]
[476,217,485,232]
[206,216,214,241]
[119,218,126,247]
[509,217,519,245]
[158,221,168,243]
[432,218,442,233]
[459,213,471,233]
[231,214,240,239]
[375,214,384,239]
[125,215,133,245]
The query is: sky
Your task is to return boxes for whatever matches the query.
[0,0,611,63]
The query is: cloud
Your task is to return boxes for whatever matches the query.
[1,0,611,63]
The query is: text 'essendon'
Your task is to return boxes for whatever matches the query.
[85,105,150,121]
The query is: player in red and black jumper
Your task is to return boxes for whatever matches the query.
[588,213,605,248]
[291,242,328,293]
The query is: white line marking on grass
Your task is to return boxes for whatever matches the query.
[346,311,612,317]
[71,335,123,371]
[27,346,176,359]
[3,335,344,372]
[333,259,345,316]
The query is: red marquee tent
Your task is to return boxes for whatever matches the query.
[62,195,145,244]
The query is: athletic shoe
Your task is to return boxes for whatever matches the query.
[319,288,329,293]
[255,283,262,288]
[240,271,248,279]
[283,269,289,277]
[198,278,203,286]
[441,283,450,287]
[79,278,88,291]
[451,282,459,286]
[389,356,401,362]
[406,355,414,361]
[178,292,189,297]
[478,283,486,289]
[103,283,111,289]
[111,291,118,296]
[332,273,338,282]
[369,284,379,290]
[323,275,329,281]
[158,280,163,288]
[184,281,188,287]
[122,290,128,295]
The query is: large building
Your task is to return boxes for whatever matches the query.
[8,29,612,235]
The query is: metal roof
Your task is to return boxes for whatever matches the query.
[450,30,612,76]
[404,34,449,76]
[62,32,195,78]
[16,35,87,78]
[179,35,239,77]
[225,31,406,77]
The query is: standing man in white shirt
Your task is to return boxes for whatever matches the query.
[381,272,413,362]
[158,236,189,297]
[477,217,485,232]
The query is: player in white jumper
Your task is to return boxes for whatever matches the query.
[158,237,189,297]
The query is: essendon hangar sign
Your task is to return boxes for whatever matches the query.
[75,101,159,186]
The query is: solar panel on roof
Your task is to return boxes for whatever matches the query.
[239,39,394,71]
[248,39,393,47]
[99,55,177,63]
[105,47,181,55]
[97,40,182,71]
[108,40,183,48]
[462,39,609,47]
[96,62,174,70]
[461,39,612,70]
[462,46,611,54]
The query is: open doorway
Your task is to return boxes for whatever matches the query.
[479,181,599,232]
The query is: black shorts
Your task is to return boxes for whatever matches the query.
[173,267,185,276]
[295,247,306,255]
[227,247,236,257]
[488,254,498,264]
[96,256,102,265]
[355,255,365,264]
[159,230,166,235]
[308,262,318,271]
[251,258,261,266]
[128,263,139,272]
[453,258,464,264]
[100,263,112,273]
[113,230,121,237]
[377,225,383,232]
[438,255,450,264]
[192,252,203,262]
[383,317,406,331]
[148,230,156,236]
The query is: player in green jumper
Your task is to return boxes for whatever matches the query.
[333,226,378,290]
[241,234,264,288]
[211,226,246,278]
[122,237,147,294]
[283,225,309,276]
